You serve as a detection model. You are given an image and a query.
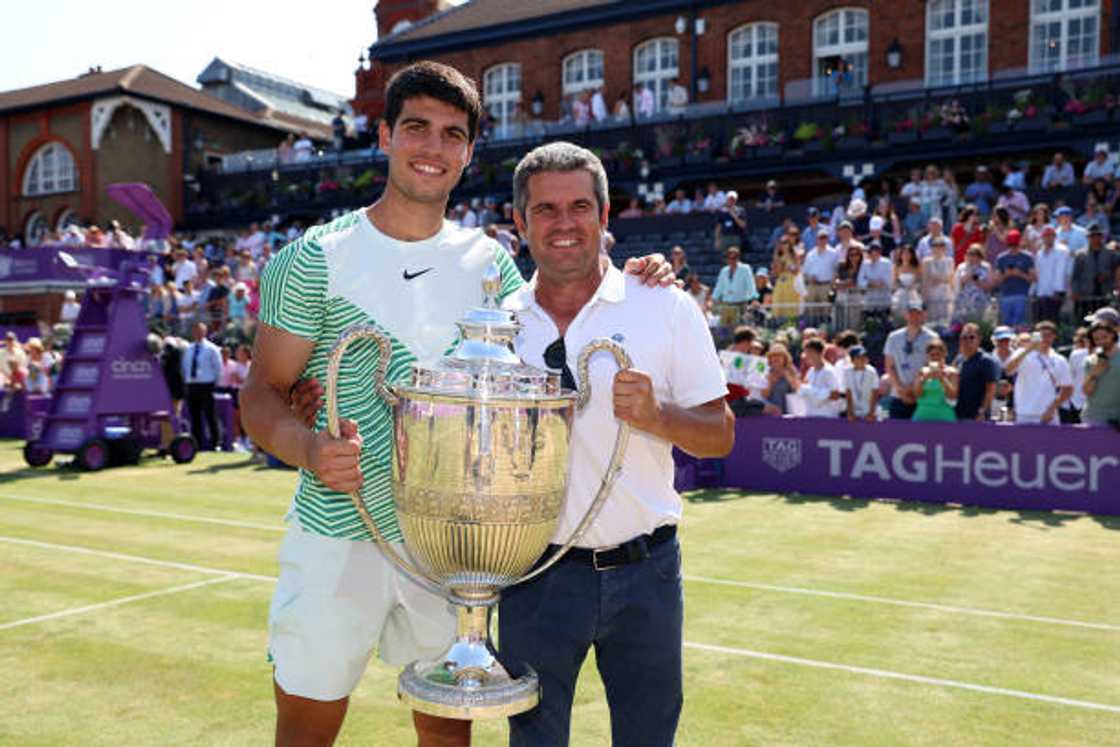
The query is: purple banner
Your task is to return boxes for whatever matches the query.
[0,392,50,439]
[0,247,162,286]
[678,418,1120,516]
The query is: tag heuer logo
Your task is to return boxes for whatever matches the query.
[762,437,802,473]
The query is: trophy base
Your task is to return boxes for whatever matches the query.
[397,605,540,720]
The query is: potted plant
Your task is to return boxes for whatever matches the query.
[887,117,918,145]
[837,119,870,150]
[920,110,952,141]
[685,136,713,165]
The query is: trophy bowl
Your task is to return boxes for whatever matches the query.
[326,265,630,720]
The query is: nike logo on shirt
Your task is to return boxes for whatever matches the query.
[403,267,434,281]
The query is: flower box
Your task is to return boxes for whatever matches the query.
[837,136,869,150]
[1074,109,1111,126]
[1016,116,1048,132]
[754,145,783,158]
[684,153,710,165]
[887,131,918,145]
[921,126,953,141]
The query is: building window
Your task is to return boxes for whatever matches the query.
[728,23,779,104]
[813,8,868,97]
[562,49,604,96]
[24,212,49,246]
[927,0,989,86]
[634,37,679,111]
[1030,0,1099,73]
[483,63,522,138]
[22,142,78,197]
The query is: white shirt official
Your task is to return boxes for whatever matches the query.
[1013,349,1072,422]
[504,265,727,548]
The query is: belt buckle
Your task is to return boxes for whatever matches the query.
[592,544,620,571]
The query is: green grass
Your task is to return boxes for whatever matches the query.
[0,441,1117,746]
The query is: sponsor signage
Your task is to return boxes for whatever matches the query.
[679,417,1120,515]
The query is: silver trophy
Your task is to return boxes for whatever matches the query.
[325,264,630,719]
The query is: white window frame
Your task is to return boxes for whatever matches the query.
[812,8,869,97]
[562,49,605,96]
[728,22,780,104]
[24,211,49,246]
[633,37,680,112]
[483,63,522,139]
[1029,0,1100,73]
[926,0,989,87]
[22,142,78,197]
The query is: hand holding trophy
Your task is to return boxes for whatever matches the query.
[325,264,630,719]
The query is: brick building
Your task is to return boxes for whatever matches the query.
[0,65,321,245]
[355,0,1117,128]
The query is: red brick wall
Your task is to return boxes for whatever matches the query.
[357,0,1115,120]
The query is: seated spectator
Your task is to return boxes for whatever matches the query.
[618,197,644,219]
[1023,203,1052,252]
[883,302,937,419]
[228,282,252,333]
[0,331,27,375]
[996,181,1030,224]
[1078,198,1110,240]
[754,267,773,307]
[293,133,314,162]
[846,199,870,241]
[950,205,986,265]
[844,345,879,422]
[891,244,923,320]
[612,91,631,122]
[901,198,927,245]
[761,343,800,416]
[803,207,825,244]
[23,338,52,395]
[916,216,953,260]
[702,182,727,212]
[685,273,711,314]
[954,323,999,421]
[669,245,691,282]
[918,165,949,224]
[921,236,956,327]
[899,168,924,204]
[1083,146,1115,184]
[911,338,959,422]
[756,180,784,212]
[1054,206,1088,253]
[666,189,692,214]
[953,244,994,324]
[1082,307,1120,426]
[1041,152,1075,190]
[800,339,842,418]
[963,166,998,218]
[1001,160,1028,191]
[1003,321,1073,424]
[866,214,897,256]
[994,230,1035,327]
[60,290,81,324]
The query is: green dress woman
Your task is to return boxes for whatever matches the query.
[911,340,959,422]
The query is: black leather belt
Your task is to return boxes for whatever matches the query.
[548,525,677,571]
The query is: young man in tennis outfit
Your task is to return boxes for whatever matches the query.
[243,63,674,747]
[498,142,735,747]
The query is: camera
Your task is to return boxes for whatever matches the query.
[1031,332,1042,344]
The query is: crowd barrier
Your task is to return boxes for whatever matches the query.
[0,392,50,439]
[675,417,1120,516]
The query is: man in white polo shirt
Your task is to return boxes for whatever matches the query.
[499,142,734,747]
[1003,321,1073,424]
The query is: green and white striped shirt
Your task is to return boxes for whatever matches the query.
[259,209,524,542]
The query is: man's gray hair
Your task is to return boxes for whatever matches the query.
[513,141,609,218]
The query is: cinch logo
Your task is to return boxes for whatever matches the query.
[110,357,154,379]
[762,437,802,473]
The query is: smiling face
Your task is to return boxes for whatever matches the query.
[378,95,473,207]
[515,169,607,285]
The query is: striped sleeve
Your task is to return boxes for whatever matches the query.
[494,243,526,303]
[258,238,326,339]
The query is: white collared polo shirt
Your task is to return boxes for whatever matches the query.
[504,265,728,548]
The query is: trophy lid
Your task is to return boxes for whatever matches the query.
[402,263,569,400]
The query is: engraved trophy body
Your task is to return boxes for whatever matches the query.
[325,265,630,719]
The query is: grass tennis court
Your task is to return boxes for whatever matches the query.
[1,440,1117,746]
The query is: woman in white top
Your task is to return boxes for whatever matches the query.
[953,243,994,324]
[921,236,956,326]
[891,244,923,321]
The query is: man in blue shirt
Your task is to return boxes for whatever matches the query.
[710,246,758,326]
[953,322,999,420]
[963,166,997,218]
[181,321,223,450]
[994,230,1036,327]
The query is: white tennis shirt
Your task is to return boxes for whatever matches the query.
[504,265,728,548]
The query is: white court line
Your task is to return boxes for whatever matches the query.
[0,536,276,582]
[684,575,1120,633]
[0,576,237,631]
[3,494,1116,633]
[683,641,1120,715]
[2,534,1117,715]
[0,493,283,533]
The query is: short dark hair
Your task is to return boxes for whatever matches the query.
[1034,321,1058,334]
[732,326,757,345]
[804,339,825,354]
[383,61,482,142]
[836,331,859,349]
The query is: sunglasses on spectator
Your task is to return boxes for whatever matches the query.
[961,334,978,340]
[543,338,576,391]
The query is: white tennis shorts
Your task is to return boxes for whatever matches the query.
[268,517,456,701]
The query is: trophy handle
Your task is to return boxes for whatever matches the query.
[325,324,445,595]
[515,338,632,586]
